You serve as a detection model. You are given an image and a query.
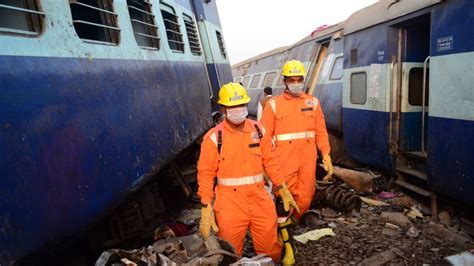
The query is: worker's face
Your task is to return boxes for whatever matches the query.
[285,76,305,95]
[223,104,248,125]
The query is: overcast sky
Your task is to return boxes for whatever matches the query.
[215,0,378,65]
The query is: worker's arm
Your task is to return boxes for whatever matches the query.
[313,98,330,155]
[260,124,284,187]
[260,99,276,136]
[197,130,219,205]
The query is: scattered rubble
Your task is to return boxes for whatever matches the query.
[94,183,474,265]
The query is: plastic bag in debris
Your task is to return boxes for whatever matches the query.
[95,234,239,266]
[293,228,336,244]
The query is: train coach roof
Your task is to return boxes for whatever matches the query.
[232,22,344,68]
[344,0,443,35]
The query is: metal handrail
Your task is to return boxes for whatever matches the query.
[0,4,45,15]
[389,61,395,144]
[421,56,430,155]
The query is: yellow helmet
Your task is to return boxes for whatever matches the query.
[217,82,251,106]
[281,60,306,77]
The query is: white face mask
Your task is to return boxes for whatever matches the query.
[226,106,248,124]
[287,83,305,95]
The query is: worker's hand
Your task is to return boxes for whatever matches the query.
[199,204,219,239]
[276,183,300,214]
[322,154,334,181]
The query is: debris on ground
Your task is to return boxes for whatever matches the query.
[95,234,240,266]
[291,190,474,265]
[439,211,453,227]
[359,196,389,206]
[293,228,335,244]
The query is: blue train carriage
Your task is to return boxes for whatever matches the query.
[341,0,474,205]
[0,0,231,262]
[230,27,338,118]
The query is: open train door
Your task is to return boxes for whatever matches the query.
[391,13,434,203]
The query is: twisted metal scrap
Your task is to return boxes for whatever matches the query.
[324,185,362,213]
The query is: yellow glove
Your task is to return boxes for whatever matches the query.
[199,204,219,239]
[276,183,300,214]
[322,154,334,181]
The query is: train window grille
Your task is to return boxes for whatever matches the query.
[329,56,343,80]
[250,74,262,88]
[234,77,242,83]
[160,3,184,52]
[350,72,367,105]
[127,0,160,49]
[0,0,44,36]
[69,0,120,45]
[183,13,201,56]
[242,76,251,88]
[350,49,358,65]
[216,30,227,59]
[408,67,429,106]
[262,72,276,87]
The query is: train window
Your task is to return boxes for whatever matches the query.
[329,57,343,80]
[250,74,262,88]
[408,68,429,106]
[0,0,44,36]
[242,76,251,88]
[350,72,367,104]
[127,0,160,49]
[277,74,285,86]
[216,30,227,59]
[183,14,201,56]
[160,3,184,52]
[70,0,120,45]
[234,77,242,83]
[262,72,276,87]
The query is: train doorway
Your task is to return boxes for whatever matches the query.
[307,41,329,95]
[396,14,431,154]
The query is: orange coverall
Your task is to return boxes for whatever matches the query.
[261,91,330,217]
[197,119,284,261]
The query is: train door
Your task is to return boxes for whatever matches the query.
[307,41,329,95]
[392,14,433,200]
[396,14,431,154]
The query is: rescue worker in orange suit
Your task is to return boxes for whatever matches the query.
[261,60,334,264]
[197,82,299,263]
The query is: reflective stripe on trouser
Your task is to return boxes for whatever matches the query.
[218,174,263,186]
[273,131,315,142]
[214,183,282,262]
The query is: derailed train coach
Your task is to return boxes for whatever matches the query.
[0,0,231,262]
[232,0,474,208]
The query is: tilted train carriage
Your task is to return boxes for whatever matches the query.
[232,0,474,210]
[0,0,231,262]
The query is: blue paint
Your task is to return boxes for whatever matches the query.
[342,108,393,172]
[399,112,429,151]
[191,0,222,28]
[206,62,233,110]
[0,55,214,261]
[427,116,474,205]
[431,0,474,56]
[314,83,342,132]
[343,23,399,68]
